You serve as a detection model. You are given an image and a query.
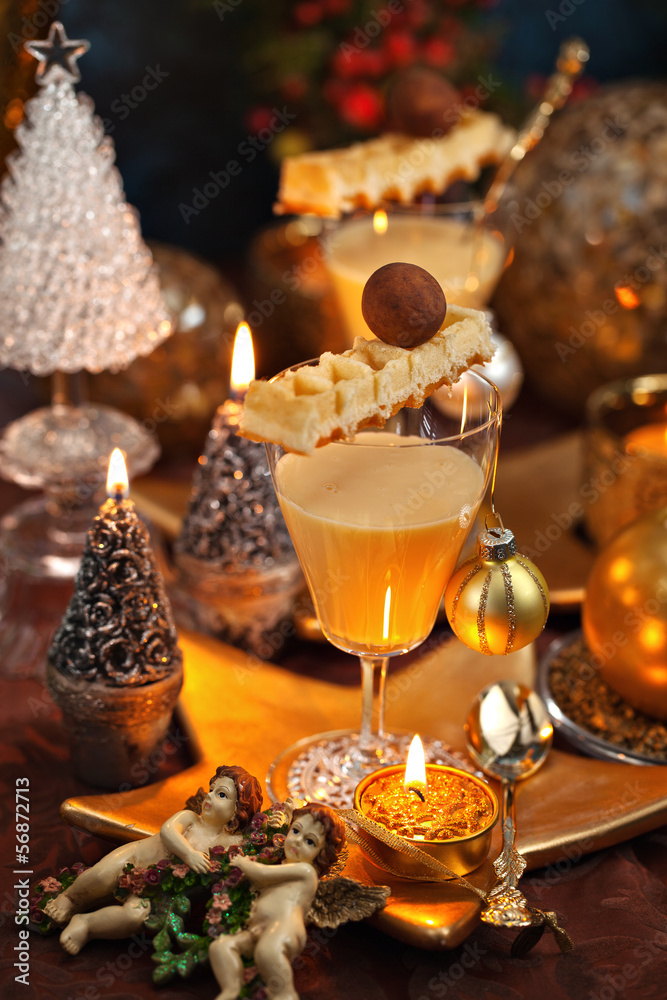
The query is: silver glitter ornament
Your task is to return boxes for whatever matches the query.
[0,22,171,375]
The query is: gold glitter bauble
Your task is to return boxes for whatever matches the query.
[582,505,667,720]
[444,528,550,655]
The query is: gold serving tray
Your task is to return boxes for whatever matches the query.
[59,630,667,950]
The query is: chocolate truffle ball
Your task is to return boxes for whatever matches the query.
[361,262,447,348]
[385,66,461,138]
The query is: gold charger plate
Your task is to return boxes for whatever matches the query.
[59,630,667,949]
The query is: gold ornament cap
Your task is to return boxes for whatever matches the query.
[477,528,517,562]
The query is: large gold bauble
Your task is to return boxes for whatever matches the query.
[493,81,667,415]
[444,528,550,655]
[582,505,667,720]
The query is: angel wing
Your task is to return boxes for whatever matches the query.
[306,877,390,929]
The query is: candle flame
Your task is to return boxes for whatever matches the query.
[404,734,427,793]
[382,585,392,641]
[106,448,129,498]
[373,209,388,235]
[230,322,255,394]
[540,724,554,740]
[615,285,640,310]
[459,379,468,436]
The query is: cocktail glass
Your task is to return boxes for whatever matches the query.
[265,367,501,807]
[324,199,510,346]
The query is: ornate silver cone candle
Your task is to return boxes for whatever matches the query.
[173,324,302,655]
[47,449,183,788]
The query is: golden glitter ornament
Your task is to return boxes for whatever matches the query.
[444,526,550,655]
[582,505,667,721]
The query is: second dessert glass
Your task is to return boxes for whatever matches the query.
[266,365,502,806]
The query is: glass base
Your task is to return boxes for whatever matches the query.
[0,402,160,579]
[0,402,159,491]
[0,495,97,579]
[266,728,474,809]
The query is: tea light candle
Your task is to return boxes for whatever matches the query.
[358,735,495,842]
[353,735,498,876]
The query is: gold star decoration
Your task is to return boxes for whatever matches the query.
[25,21,90,84]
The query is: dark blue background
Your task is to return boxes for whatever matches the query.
[8,0,667,263]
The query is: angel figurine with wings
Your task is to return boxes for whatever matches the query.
[209,802,389,1000]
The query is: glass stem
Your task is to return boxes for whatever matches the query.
[51,371,85,408]
[358,656,389,751]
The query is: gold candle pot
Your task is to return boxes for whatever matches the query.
[354,764,498,878]
[584,374,667,547]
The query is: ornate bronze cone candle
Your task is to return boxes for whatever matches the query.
[47,450,183,788]
[173,323,302,655]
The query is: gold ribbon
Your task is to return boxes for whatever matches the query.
[339,809,573,955]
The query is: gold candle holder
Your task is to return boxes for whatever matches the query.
[354,764,498,879]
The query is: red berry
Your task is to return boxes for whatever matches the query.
[422,37,455,68]
[246,106,275,135]
[385,32,416,68]
[339,84,383,131]
[294,1,322,27]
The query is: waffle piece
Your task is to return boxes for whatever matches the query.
[276,112,515,217]
[240,304,493,454]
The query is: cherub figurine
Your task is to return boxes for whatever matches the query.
[208,803,389,1000]
[44,764,263,955]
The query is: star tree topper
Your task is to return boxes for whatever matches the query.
[25,21,90,84]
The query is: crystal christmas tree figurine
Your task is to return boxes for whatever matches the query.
[0,21,171,374]
[0,24,172,678]
[0,22,171,603]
